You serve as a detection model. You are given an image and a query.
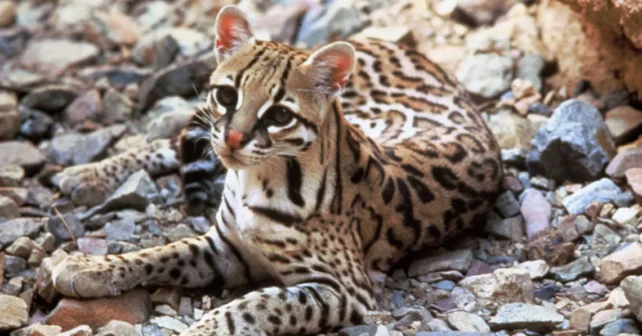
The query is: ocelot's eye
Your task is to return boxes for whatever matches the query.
[215,86,238,109]
[265,106,294,127]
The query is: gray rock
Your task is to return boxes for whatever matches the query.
[408,249,473,277]
[187,216,210,234]
[49,125,127,165]
[145,106,193,141]
[599,318,640,336]
[141,324,164,336]
[456,53,513,99]
[550,256,595,282]
[296,2,362,47]
[527,100,616,183]
[47,213,85,243]
[63,89,102,125]
[99,170,158,212]
[20,84,79,112]
[489,303,564,332]
[102,89,133,124]
[591,224,622,257]
[520,188,551,240]
[517,53,545,91]
[447,311,490,332]
[0,28,28,59]
[0,141,46,174]
[485,214,524,241]
[4,255,26,277]
[137,52,217,111]
[18,105,53,141]
[621,276,642,323]
[339,325,378,336]
[104,218,136,241]
[562,178,625,215]
[494,190,520,218]
[0,217,46,249]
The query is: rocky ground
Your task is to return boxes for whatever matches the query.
[1,0,642,336]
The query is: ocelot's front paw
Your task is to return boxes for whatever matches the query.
[52,164,111,206]
[52,254,126,298]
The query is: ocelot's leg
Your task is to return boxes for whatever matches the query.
[179,109,227,215]
[52,227,254,298]
[180,219,377,336]
[54,138,180,195]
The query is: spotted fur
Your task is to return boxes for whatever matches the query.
[52,5,501,336]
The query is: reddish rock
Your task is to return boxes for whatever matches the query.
[606,147,642,179]
[45,289,152,331]
[625,168,642,204]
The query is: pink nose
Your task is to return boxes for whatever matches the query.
[225,130,244,149]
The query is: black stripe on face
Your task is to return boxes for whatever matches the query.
[286,158,305,207]
[273,57,293,103]
[235,49,267,88]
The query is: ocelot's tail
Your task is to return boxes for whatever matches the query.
[179,109,227,216]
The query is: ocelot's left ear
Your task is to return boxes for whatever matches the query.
[304,42,356,97]
[214,5,254,63]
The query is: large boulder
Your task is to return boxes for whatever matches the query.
[527,99,616,183]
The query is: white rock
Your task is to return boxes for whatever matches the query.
[489,303,564,332]
[0,294,28,331]
[612,207,638,229]
[448,311,491,332]
[149,316,188,333]
[516,260,550,280]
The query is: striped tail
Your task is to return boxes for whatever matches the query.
[179,109,227,216]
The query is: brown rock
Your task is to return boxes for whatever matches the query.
[10,323,62,336]
[625,168,642,204]
[0,195,19,219]
[45,289,152,331]
[600,242,642,284]
[606,147,642,179]
[605,106,642,145]
[0,90,19,141]
[63,90,102,126]
[527,228,575,266]
[0,0,16,28]
[92,9,141,46]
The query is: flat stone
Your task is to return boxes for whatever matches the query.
[550,256,595,282]
[19,39,99,76]
[590,309,624,330]
[563,178,624,215]
[599,318,640,336]
[49,125,126,166]
[408,249,473,277]
[489,303,564,332]
[527,100,616,183]
[600,242,642,284]
[459,268,533,310]
[95,320,140,336]
[605,106,642,145]
[515,260,549,280]
[621,275,642,322]
[447,311,490,332]
[10,323,62,336]
[45,289,152,331]
[0,141,47,174]
[77,238,108,255]
[0,217,46,249]
[606,147,642,179]
[0,294,28,331]
[20,84,79,113]
[520,188,552,240]
[148,316,187,333]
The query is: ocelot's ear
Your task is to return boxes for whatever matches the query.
[304,42,356,97]
[214,5,254,63]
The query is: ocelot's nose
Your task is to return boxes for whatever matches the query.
[225,129,245,149]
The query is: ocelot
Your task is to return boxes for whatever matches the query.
[51,5,502,336]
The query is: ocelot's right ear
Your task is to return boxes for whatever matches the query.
[214,5,254,63]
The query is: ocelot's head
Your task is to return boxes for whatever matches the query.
[206,5,356,170]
